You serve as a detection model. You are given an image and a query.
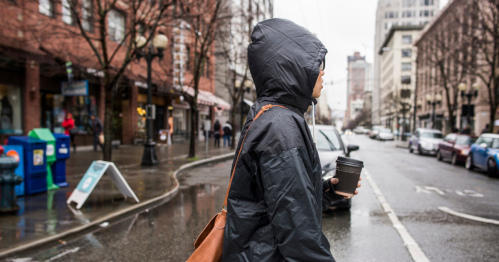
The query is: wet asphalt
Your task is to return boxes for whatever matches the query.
[5,134,499,262]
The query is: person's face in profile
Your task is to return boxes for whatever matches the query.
[91,116,95,121]
[312,60,325,99]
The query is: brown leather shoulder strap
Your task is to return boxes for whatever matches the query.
[223,104,288,208]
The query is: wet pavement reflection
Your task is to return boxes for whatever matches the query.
[0,144,232,253]
[4,159,410,262]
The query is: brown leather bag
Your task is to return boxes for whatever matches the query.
[186,104,287,262]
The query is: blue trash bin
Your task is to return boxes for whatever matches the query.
[8,136,47,195]
[52,134,70,187]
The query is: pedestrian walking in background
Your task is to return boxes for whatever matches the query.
[62,113,77,152]
[89,115,103,151]
[223,121,232,147]
[221,19,360,261]
[481,124,490,134]
[213,120,221,148]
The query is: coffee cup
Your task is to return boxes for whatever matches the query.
[333,156,364,198]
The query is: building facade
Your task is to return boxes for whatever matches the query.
[379,25,424,133]
[414,0,490,135]
[373,0,441,126]
[214,0,273,133]
[345,52,372,126]
[0,0,228,146]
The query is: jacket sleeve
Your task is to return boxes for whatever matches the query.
[259,147,334,262]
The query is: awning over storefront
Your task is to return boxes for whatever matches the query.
[181,86,231,110]
[244,98,254,107]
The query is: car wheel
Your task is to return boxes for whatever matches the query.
[418,145,423,155]
[465,154,474,170]
[451,153,458,165]
[409,142,413,153]
[487,159,499,178]
[436,150,443,161]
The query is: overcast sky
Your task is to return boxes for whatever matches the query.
[273,0,450,112]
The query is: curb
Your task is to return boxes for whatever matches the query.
[0,152,235,259]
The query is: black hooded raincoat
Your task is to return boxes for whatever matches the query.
[222,19,335,262]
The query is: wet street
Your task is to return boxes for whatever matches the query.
[5,134,499,262]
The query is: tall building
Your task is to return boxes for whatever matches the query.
[373,0,441,126]
[379,25,424,133]
[345,52,372,126]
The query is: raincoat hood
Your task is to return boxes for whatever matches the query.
[248,18,327,113]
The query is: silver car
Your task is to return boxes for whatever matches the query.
[409,128,444,155]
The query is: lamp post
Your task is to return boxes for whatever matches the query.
[236,80,252,131]
[400,99,412,141]
[136,33,168,166]
[457,82,480,132]
[426,93,442,129]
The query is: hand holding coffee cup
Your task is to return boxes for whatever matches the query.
[331,177,361,199]
[332,156,364,199]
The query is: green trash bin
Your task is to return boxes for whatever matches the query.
[28,128,59,190]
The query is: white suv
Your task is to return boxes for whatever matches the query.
[409,128,444,155]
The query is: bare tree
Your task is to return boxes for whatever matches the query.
[420,7,470,132]
[215,0,271,149]
[18,0,177,160]
[462,0,499,133]
[179,0,224,158]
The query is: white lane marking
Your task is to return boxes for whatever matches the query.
[364,168,430,262]
[438,207,499,225]
[424,186,445,195]
[48,247,80,261]
[415,186,432,194]
[463,190,484,197]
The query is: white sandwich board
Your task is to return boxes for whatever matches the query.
[67,161,139,209]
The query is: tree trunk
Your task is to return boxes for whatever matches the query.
[188,104,197,158]
[103,87,113,161]
[230,108,236,150]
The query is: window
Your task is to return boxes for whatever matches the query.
[62,0,74,25]
[0,84,23,134]
[401,76,411,84]
[402,63,412,71]
[39,0,54,17]
[492,138,499,149]
[444,134,456,142]
[313,129,342,151]
[420,10,430,17]
[402,0,416,7]
[402,11,415,17]
[385,11,398,19]
[185,46,190,71]
[82,0,93,31]
[420,132,443,138]
[476,136,493,147]
[108,9,125,42]
[456,136,476,146]
[421,0,434,6]
[402,35,412,44]
[402,49,412,57]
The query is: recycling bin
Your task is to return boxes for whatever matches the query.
[51,134,70,187]
[3,145,25,196]
[28,129,58,190]
[7,136,47,195]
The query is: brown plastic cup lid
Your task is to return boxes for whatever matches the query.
[336,156,364,168]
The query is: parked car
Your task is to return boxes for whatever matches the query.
[465,134,499,178]
[409,128,444,155]
[377,128,395,141]
[310,125,360,210]
[437,134,476,165]
[369,125,383,139]
[362,129,371,135]
[353,127,364,134]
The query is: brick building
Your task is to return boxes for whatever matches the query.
[0,0,229,146]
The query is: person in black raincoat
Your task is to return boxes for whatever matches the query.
[222,18,360,262]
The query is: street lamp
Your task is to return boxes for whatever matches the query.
[400,98,412,141]
[136,33,168,166]
[426,93,442,129]
[236,79,252,131]
[457,82,480,132]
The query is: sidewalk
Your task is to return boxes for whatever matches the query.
[0,142,234,257]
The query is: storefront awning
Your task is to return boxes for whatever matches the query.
[181,86,231,110]
[244,99,254,107]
